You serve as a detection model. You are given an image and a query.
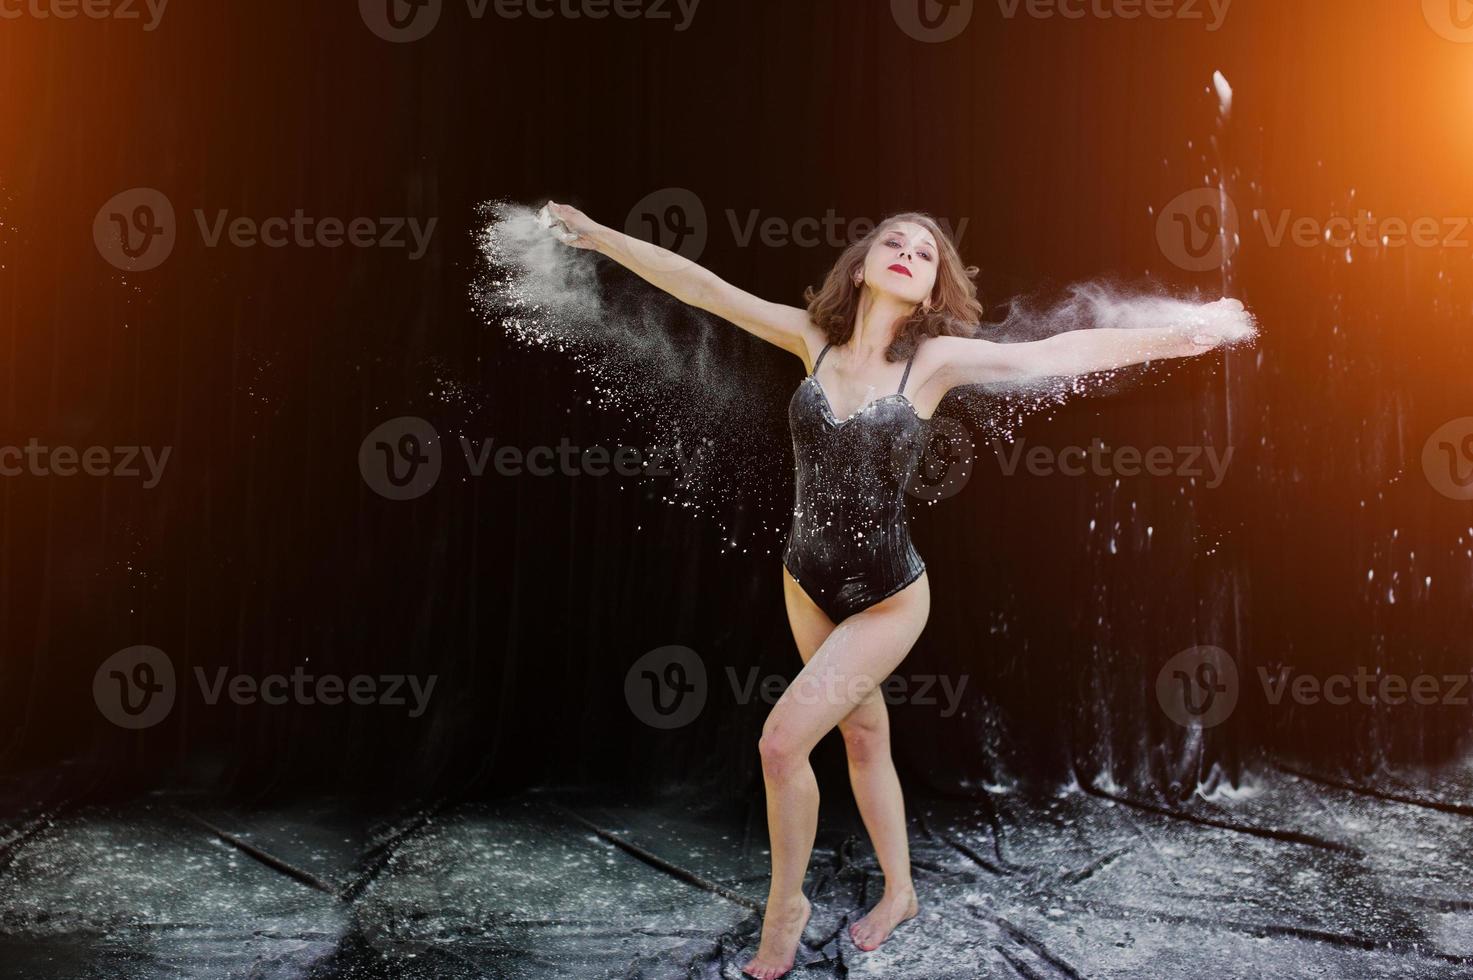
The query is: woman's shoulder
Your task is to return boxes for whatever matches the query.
[919,333,988,361]
[797,323,835,373]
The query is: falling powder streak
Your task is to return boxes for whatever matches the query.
[471,200,792,552]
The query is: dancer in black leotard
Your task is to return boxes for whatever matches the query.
[538,201,1254,979]
[783,342,928,624]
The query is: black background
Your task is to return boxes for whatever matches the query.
[2,0,1471,806]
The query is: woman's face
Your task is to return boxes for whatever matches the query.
[861,221,940,307]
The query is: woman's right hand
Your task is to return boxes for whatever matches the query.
[545,201,602,250]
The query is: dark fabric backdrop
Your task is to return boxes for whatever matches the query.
[1,0,1470,804]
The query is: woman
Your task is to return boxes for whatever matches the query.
[543,202,1251,979]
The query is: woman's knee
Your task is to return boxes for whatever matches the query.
[758,727,808,778]
[840,713,889,766]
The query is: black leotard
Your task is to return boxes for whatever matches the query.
[782,342,928,623]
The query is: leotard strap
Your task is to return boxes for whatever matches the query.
[897,349,918,395]
[811,343,833,377]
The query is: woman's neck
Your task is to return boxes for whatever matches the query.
[849,290,915,359]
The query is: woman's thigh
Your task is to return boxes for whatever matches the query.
[766,570,930,753]
[782,565,836,665]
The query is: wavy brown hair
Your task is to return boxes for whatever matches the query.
[803,211,984,361]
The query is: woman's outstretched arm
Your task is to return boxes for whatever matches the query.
[927,298,1256,389]
[546,201,814,361]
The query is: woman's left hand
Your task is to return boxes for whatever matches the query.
[1186,297,1257,348]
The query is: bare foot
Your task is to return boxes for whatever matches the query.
[742,893,811,979]
[849,887,919,951]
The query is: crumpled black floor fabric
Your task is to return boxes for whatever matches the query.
[3,762,1473,978]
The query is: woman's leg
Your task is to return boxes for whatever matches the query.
[840,690,919,950]
[780,581,917,948]
[742,570,929,979]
